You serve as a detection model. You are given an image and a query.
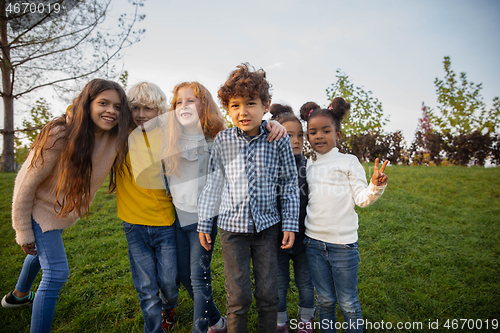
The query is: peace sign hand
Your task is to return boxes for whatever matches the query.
[371,158,389,186]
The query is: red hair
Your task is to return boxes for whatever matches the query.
[170,82,226,139]
[162,82,226,177]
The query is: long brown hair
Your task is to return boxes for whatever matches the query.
[162,82,226,177]
[29,79,132,218]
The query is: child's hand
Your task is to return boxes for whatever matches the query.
[199,232,212,251]
[371,158,389,186]
[266,120,287,142]
[281,231,295,249]
[21,242,37,255]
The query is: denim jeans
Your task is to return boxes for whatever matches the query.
[277,248,315,324]
[219,224,280,333]
[176,220,221,333]
[123,222,179,333]
[15,253,40,293]
[15,218,70,333]
[304,237,363,333]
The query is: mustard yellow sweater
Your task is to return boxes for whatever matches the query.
[116,152,176,226]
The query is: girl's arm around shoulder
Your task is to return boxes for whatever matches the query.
[265,120,287,142]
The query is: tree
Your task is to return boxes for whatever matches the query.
[417,102,432,136]
[325,69,389,138]
[0,0,145,172]
[429,56,500,135]
[14,97,52,166]
[409,103,445,165]
[220,106,234,129]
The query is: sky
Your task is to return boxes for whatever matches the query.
[2,0,500,151]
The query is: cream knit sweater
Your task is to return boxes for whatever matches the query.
[12,127,118,245]
[305,147,386,244]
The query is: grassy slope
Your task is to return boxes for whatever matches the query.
[0,165,499,332]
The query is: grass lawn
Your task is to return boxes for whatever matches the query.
[1,165,499,332]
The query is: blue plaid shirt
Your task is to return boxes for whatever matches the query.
[197,121,299,234]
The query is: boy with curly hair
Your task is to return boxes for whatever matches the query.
[198,63,300,333]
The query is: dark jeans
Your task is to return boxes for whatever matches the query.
[219,224,280,333]
[277,248,315,323]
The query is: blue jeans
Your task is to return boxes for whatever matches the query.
[123,222,179,333]
[219,224,280,333]
[304,237,363,333]
[15,219,70,333]
[277,248,315,324]
[176,221,221,333]
[15,253,40,294]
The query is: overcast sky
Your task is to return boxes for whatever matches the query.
[123,0,500,143]
[2,0,500,151]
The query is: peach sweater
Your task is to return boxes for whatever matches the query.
[12,127,118,245]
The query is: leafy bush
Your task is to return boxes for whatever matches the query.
[410,130,498,166]
[338,131,408,164]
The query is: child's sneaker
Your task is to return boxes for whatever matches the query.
[1,290,35,308]
[161,309,175,331]
[208,316,227,333]
[297,318,314,333]
[277,323,289,333]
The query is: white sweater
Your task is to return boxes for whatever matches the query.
[305,147,386,244]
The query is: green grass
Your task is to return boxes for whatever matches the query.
[1,165,499,332]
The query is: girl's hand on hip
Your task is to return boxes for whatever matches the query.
[371,158,389,186]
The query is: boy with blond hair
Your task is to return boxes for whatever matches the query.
[118,82,178,332]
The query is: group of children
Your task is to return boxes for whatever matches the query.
[2,63,388,333]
